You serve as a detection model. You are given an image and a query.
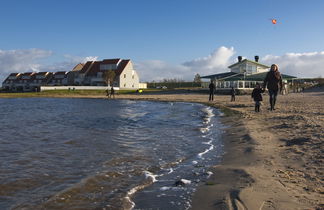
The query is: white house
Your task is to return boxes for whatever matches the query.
[201,56,296,90]
[72,58,140,89]
[228,56,269,75]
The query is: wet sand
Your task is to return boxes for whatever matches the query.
[1,88,323,209]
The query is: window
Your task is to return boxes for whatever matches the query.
[132,75,134,79]
[100,64,117,70]
[124,84,126,87]
[132,84,134,87]
[124,74,126,78]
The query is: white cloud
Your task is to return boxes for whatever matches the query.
[183,46,235,72]
[136,47,324,82]
[0,48,52,81]
[262,52,324,78]
[0,49,98,82]
[135,60,189,82]
[1,47,323,84]
[63,54,98,63]
[40,55,98,72]
[135,46,236,82]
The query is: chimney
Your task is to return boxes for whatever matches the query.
[238,56,242,62]
[254,55,259,62]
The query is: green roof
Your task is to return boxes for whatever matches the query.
[201,72,238,79]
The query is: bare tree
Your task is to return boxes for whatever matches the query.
[103,70,116,86]
[193,73,201,83]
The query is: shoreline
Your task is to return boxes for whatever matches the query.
[1,90,323,209]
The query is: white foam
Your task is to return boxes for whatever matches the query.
[199,127,209,133]
[144,171,158,183]
[180,179,191,185]
[202,140,213,145]
[198,144,214,158]
[206,171,213,178]
[125,184,145,209]
[160,186,171,191]
[167,168,174,174]
[192,160,198,165]
[124,170,158,210]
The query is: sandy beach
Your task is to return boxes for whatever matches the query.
[1,88,323,209]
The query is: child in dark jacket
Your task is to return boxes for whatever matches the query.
[251,83,264,112]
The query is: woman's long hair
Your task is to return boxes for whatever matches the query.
[271,64,281,80]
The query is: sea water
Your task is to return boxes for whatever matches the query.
[0,98,225,209]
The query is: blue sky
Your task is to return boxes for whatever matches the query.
[1,0,324,81]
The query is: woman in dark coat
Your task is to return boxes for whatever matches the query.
[263,64,283,111]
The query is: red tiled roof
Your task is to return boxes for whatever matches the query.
[83,59,130,77]
[102,59,121,64]
[3,73,21,82]
[54,71,67,75]
[35,72,48,76]
[80,61,93,73]
[115,59,130,75]
[21,72,34,76]
[31,72,53,83]
[84,61,100,76]
[20,72,36,80]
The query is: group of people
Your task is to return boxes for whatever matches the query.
[209,64,283,112]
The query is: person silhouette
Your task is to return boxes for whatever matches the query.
[209,81,216,101]
[263,64,283,111]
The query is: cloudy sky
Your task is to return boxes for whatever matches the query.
[1,0,324,82]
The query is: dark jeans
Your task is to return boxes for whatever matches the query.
[268,89,278,110]
[255,101,260,112]
[209,90,214,101]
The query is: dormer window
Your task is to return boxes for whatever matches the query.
[100,64,117,70]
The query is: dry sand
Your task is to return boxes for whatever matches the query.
[1,88,323,209]
[116,89,324,210]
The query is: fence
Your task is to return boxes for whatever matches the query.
[147,82,202,89]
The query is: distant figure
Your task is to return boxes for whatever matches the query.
[230,87,236,102]
[252,83,264,112]
[209,81,216,101]
[263,64,283,111]
[106,89,109,98]
[109,86,115,99]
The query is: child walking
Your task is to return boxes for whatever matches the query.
[251,83,264,112]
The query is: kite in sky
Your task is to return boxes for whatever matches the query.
[271,19,277,24]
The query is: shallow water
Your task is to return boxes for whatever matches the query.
[0,98,224,209]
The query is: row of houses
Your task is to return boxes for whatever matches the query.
[2,58,142,92]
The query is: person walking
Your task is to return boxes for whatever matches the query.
[109,86,115,99]
[230,87,236,102]
[105,88,109,98]
[209,81,216,101]
[263,64,283,111]
[251,83,264,112]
